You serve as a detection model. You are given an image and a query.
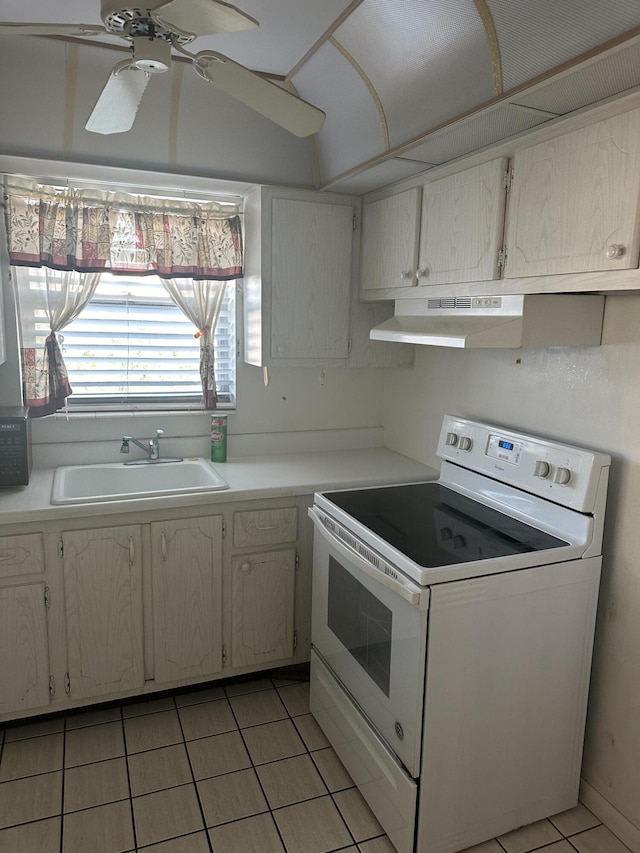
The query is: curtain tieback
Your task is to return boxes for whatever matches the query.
[194,324,211,339]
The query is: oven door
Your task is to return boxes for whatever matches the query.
[309,506,429,777]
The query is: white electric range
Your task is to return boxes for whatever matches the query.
[309,415,610,853]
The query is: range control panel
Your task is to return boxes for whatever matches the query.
[437,414,610,513]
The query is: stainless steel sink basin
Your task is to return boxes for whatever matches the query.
[51,458,228,504]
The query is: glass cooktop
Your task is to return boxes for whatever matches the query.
[322,482,569,568]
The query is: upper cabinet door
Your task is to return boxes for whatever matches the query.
[271,199,353,361]
[361,188,422,293]
[505,109,640,278]
[418,158,508,286]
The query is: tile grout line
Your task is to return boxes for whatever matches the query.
[174,692,216,853]
[225,677,291,852]
[60,717,67,853]
[120,703,141,853]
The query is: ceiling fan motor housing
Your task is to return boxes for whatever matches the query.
[100,0,194,43]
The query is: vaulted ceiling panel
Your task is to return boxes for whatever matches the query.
[0,36,68,157]
[402,103,554,166]
[487,0,640,92]
[333,0,495,150]
[292,42,389,184]
[512,37,640,116]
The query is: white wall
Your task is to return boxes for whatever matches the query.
[382,293,640,845]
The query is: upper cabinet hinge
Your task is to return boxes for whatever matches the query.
[293,630,298,650]
[222,518,227,539]
[295,551,300,571]
[222,644,227,666]
[504,167,514,193]
[64,673,71,694]
[347,338,352,355]
[49,676,55,698]
[44,586,51,608]
[352,213,357,231]
[58,537,64,558]
[498,247,508,269]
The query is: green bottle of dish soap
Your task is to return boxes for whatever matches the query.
[210,415,228,463]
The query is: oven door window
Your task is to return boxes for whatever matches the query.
[327,556,392,697]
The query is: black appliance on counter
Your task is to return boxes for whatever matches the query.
[0,406,32,487]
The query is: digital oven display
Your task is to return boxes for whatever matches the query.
[487,434,523,465]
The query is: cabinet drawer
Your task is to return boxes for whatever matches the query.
[233,507,298,548]
[0,534,45,580]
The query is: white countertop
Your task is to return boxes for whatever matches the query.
[0,448,438,528]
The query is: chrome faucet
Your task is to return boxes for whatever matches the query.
[120,429,164,463]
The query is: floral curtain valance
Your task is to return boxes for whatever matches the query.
[4,177,243,280]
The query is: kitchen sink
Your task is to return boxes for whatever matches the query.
[51,458,229,504]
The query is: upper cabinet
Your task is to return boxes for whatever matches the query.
[417,158,508,286]
[359,100,640,300]
[243,186,355,367]
[361,159,508,299]
[504,109,640,278]
[361,188,422,293]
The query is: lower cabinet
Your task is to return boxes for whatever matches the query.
[230,548,296,668]
[0,496,311,723]
[0,582,50,715]
[0,533,51,716]
[150,516,224,684]
[61,525,144,701]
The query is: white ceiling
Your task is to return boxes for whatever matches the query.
[1,0,640,194]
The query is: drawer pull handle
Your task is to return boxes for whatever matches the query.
[160,531,167,562]
[254,523,279,531]
[241,562,252,574]
[129,536,135,567]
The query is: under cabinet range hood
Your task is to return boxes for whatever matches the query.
[369,295,605,349]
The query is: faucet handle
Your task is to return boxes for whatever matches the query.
[155,429,164,439]
[120,439,130,454]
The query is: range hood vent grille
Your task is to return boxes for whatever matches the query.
[427,297,473,309]
[370,294,604,349]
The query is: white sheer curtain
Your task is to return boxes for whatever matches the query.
[13,267,100,416]
[160,278,228,410]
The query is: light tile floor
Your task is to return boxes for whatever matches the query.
[0,671,633,853]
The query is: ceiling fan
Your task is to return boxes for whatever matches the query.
[0,0,326,137]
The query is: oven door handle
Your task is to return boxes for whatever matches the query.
[309,507,429,610]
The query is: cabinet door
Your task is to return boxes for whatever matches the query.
[62,525,144,701]
[230,549,296,668]
[505,108,640,277]
[0,583,50,715]
[150,516,224,684]
[361,188,421,293]
[271,199,352,360]
[418,158,507,285]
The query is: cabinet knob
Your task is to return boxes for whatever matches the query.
[416,268,429,280]
[400,271,413,280]
[241,562,253,574]
[606,244,626,260]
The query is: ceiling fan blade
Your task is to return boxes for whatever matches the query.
[85,63,150,135]
[193,51,325,137]
[0,22,107,37]
[152,0,258,36]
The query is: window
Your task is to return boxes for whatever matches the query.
[27,269,236,410]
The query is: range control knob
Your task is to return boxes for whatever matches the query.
[445,431,459,447]
[553,467,572,486]
[534,460,551,479]
[459,436,473,451]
